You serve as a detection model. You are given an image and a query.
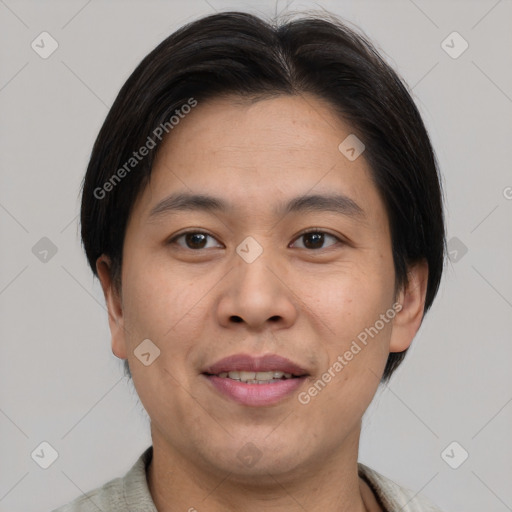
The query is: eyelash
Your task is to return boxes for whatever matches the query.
[168,228,344,251]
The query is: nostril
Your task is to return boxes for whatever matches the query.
[230,316,243,323]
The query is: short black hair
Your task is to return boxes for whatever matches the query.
[80,10,446,382]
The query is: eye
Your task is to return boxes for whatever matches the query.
[169,231,223,250]
[169,229,343,251]
[290,230,342,250]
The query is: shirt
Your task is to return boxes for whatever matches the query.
[51,446,444,512]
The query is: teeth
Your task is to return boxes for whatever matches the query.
[216,370,295,382]
[256,371,275,380]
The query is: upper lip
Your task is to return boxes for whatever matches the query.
[203,354,309,376]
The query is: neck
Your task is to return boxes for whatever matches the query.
[146,423,379,512]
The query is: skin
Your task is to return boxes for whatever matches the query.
[97,93,428,512]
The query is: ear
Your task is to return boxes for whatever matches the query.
[96,255,128,360]
[389,259,429,353]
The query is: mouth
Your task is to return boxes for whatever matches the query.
[206,370,299,384]
[201,353,309,406]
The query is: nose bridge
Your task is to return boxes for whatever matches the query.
[217,237,297,329]
[234,237,280,302]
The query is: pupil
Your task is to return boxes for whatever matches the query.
[187,233,206,249]
[304,232,323,249]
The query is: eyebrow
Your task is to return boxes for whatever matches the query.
[148,191,365,221]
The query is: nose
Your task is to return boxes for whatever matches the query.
[215,249,298,332]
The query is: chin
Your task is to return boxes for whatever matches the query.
[199,435,311,480]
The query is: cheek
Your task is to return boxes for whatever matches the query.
[120,256,221,386]
[295,258,395,408]
[296,276,394,429]
[121,254,199,334]
[299,259,395,339]
[120,260,208,414]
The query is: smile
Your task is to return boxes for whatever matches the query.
[203,374,307,406]
[215,370,295,384]
[201,353,310,406]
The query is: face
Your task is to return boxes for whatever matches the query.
[99,93,424,481]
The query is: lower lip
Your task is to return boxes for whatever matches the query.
[203,375,306,406]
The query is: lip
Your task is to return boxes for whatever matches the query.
[202,353,310,407]
[203,374,307,406]
[202,353,309,376]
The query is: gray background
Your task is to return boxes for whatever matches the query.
[1,0,511,511]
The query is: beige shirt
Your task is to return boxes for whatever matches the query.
[52,446,444,512]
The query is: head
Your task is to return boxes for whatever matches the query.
[81,11,445,477]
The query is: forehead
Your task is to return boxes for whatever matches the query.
[156,93,352,168]
[134,93,387,227]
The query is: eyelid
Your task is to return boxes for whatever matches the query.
[168,229,224,248]
[168,228,346,251]
[289,228,344,248]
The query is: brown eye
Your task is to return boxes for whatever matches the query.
[291,231,340,250]
[171,231,222,250]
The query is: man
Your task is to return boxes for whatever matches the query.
[54,10,446,512]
